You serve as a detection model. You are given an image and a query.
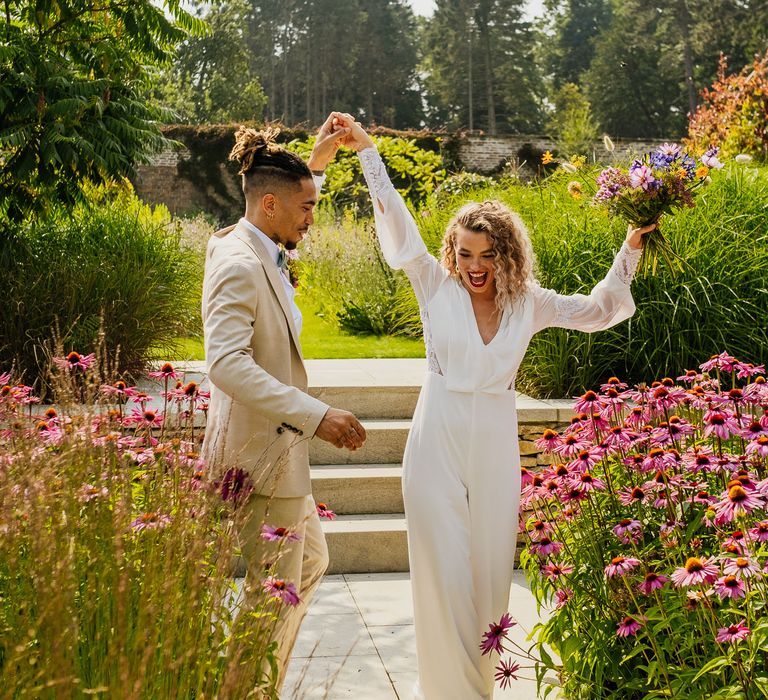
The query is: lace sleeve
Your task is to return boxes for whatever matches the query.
[359,147,391,201]
[610,242,643,286]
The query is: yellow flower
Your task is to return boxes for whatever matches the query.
[696,165,709,178]
[570,155,587,169]
[542,150,554,164]
[567,181,582,199]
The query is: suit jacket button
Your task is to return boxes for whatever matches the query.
[281,422,289,428]
[276,427,284,434]
[298,430,304,436]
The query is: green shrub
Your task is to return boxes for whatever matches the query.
[0,182,202,390]
[434,172,495,205]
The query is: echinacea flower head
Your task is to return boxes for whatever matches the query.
[261,524,302,543]
[79,483,109,503]
[131,512,171,532]
[715,621,750,643]
[219,467,253,505]
[542,562,573,581]
[605,556,641,578]
[612,519,642,544]
[262,576,301,606]
[638,572,668,595]
[749,520,768,542]
[535,429,562,452]
[555,587,573,609]
[148,362,179,379]
[671,557,719,587]
[530,537,563,557]
[617,615,645,637]
[494,658,521,689]
[714,575,746,599]
[713,484,764,524]
[480,613,516,655]
[722,557,760,579]
[53,351,95,371]
[316,502,336,520]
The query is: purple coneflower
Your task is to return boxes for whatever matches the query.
[749,520,768,542]
[261,525,302,543]
[542,562,573,581]
[637,572,668,595]
[713,484,764,524]
[700,352,737,373]
[746,436,768,458]
[715,621,750,643]
[612,519,642,544]
[618,485,647,506]
[131,512,172,532]
[722,557,760,579]
[79,483,109,503]
[703,410,742,440]
[737,362,765,379]
[554,588,573,609]
[148,362,179,379]
[316,502,336,520]
[572,390,606,415]
[219,467,254,504]
[530,537,563,557]
[535,428,562,452]
[605,556,641,578]
[714,575,746,599]
[568,447,604,472]
[262,576,301,606]
[126,408,164,429]
[671,557,719,587]
[554,432,591,458]
[616,615,645,637]
[480,613,516,655]
[494,658,521,689]
[527,519,554,541]
[53,351,96,371]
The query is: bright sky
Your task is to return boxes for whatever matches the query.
[408,0,547,21]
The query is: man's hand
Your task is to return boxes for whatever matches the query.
[330,113,375,152]
[307,112,351,173]
[626,222,657,250]
[315,408,367,451]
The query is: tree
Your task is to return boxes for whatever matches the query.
[0,0,205,220]
[547,83,600,157]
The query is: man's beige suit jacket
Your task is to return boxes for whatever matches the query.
[201,221,329,498]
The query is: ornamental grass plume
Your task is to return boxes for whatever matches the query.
[0,352,311,697]
[486,353,768,698]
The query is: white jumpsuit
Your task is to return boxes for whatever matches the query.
[359,147,642,699]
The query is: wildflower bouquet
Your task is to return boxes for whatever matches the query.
[486,352,768,699]
[0,355,334,696]
[592,143,723,275]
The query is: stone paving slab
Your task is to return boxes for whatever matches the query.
[282,572,556,700]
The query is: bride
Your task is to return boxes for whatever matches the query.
[332,113,655,699]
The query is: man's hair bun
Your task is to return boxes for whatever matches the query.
[229,126,282,175]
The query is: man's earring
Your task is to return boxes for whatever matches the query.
[267,211,274,221]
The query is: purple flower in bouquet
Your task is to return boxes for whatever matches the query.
[605,556,641,578]
[657,143,682,160]
[616,615,645,637]
[715,621,750,644]
[702,147,724,170]
[480,613,516,655]
[671,557,719,587]
[494,659,521,689]
[714,575,746,599]
[638,572,668,595]
[629,163,659,191]
[262,576,301,606]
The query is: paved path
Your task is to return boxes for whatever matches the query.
[281,572,553,700]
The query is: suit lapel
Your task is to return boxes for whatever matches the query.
[232,224,304,361]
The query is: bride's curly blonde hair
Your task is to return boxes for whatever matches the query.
[440,200,534,312]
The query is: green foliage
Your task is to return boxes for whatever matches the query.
[547,83,600,159]
[0,0,205,220]
[0,182,201,390]
[434,172,495,204]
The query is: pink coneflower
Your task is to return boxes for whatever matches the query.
[494,658,521,689]
[527,519,554,541]
[316,502,336,520]
[600,376,628,392]
[262,576,301,606]
[148,362,179,379]
[624,405,650,428]
[722,557,760,579]
[261,525,302,543]
[746,436,768,458]
[641,447,676,474]
[723,529,748,554]
[736,362,765,379]
[219,467,253,504]
[542,562,573,581]
[683,447,717,474]
[554,587,573,609]
[618,485,648,506]
[605,425,636,449]
[605,556,641,578]
[671,557,719,587]
[480,613,516,655]
[742,420,768,440]
[676,369,702,384]
[53,351,95,371]
[573,390,606,415]
[749,520,768,542]
[131,512,171,531]
[568,447,604,472]
[704,410,742,440]
[612,519,642,544]
[638,572,668,595]
[530,537,563,557]
[648,384,687,413]
[520,466,534,487]
[125,408,164,429]
[713,484,764,524]
[700,352,738,373]
[715,621,750,643]
[616,615,645,637]
[571,472,606,493]
[693,489,717,505]
[714,575,746,599]
[554,432,591,458]
[79,483,109,503]
[0,371,9,385]
[535,429,562,452]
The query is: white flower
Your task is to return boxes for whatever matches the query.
[602,134,615,152]
[735,154,753,164]
[560,162,578,173]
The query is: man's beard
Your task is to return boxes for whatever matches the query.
[285,240,298,251]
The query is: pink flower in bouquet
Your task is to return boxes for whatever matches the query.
[148,362,179,379]
[494,659,520,688]
[671,557,719,587]
[713,484,764,524]
[604,556,641,578]
[715,622,750,644]
[637,572,668,595]
[261,525,302,543]
[701,147,724,169]
[714,575,746,599]
[262,577,301,606]
[480,613,516,655]
[53,351,95,371]
[616,615,645,637]
[722,557,760,579]
[629,163,658,190]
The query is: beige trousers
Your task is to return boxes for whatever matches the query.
[239,493,330,694]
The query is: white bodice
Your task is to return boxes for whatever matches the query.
[359,147,642,394]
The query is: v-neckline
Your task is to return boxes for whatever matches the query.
[458,282,504,347]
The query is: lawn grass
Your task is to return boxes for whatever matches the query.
[165,296,425,361]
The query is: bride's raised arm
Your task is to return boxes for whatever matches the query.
[334,114,447,307]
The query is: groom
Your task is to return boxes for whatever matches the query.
[201,113,366,693]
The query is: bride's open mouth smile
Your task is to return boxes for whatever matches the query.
[468,271,488,288]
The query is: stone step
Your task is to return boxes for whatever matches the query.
[308,385,420,421]
[311,464,403,515]
[310,420,410,465]
[322,514,409,575]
